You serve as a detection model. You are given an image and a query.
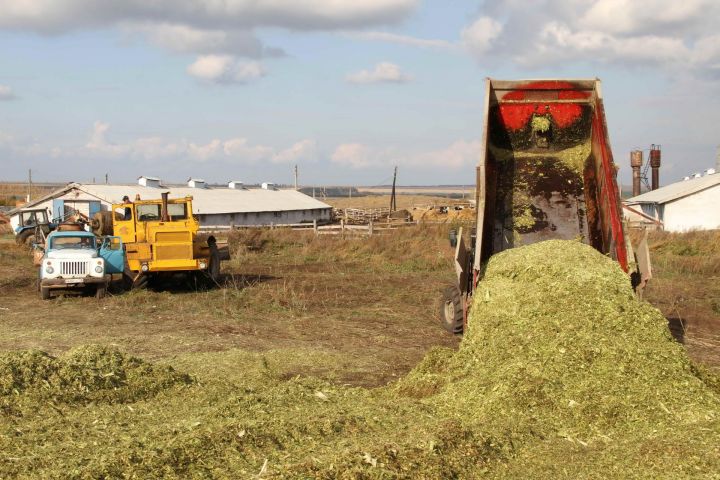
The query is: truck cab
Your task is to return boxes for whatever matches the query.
[38,231,124,300]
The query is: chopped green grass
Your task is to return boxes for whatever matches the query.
[2,240,719,478]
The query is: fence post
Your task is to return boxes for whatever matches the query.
[313,219,318,235]
[340,218,345,234]
[368,220,374,236]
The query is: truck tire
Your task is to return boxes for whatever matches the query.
[440,285,464,335]
[16,229,36,247]
[40,286,51,300]
[95,285,106,299]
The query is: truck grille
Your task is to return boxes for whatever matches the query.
[60,261,87,276]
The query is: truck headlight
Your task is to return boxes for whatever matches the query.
[141,263,149,272]
[95,265,103,273]
[45,266,54,274]
[199,261,207,269]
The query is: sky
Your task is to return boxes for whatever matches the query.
[0,0,719,187]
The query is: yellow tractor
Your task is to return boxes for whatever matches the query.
[91,192,226,289]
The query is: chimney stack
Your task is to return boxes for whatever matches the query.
[630,150,643,197]
[649,144,661,190]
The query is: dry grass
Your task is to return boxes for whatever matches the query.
[325,194,469,210]
[0,226,459,387]
[642,229,720,368]
[0,183,56,207]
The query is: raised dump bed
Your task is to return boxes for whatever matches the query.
[442,79,650,334]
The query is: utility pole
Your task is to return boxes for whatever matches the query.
[27,169,32,202]
[105,173,109,184]
[390,166,398,212]
[294,165,298,190]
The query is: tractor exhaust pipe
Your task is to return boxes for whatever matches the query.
[160,191,170,222]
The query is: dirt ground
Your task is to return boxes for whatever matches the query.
[324,194,469,210]
[0,229,460,387]
[0,227,718,389]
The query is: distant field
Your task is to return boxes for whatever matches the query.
[325,194,471,210]
[358,185,475,198]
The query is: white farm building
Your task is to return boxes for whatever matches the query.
[8,176,332,230]
[624,172,720,232]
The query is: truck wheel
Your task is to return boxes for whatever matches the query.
[16,229,36,247]
[440,285,464,335]
[40,286,51,300]
[95,285,106,299]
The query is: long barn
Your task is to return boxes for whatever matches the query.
[8,176,332,230]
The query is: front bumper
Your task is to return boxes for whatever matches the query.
[41,275,110,288]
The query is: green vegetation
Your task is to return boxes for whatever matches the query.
[489,140,591,175]
[531,115,551,133]
[2,240,718,478]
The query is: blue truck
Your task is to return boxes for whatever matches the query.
[38,230,125,300]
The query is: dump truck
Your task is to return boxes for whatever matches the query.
[38,230,124,299]
[441,79,651,334]
[90,193,227,289]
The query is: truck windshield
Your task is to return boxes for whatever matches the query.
[51,236,96,250]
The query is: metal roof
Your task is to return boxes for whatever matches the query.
[80,183,331,214]
[9,183,332,215]
[625,174,720,205]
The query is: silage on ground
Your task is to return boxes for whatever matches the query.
[1,240,719,478]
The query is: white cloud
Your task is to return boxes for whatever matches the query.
[331,140,480,169]
[457,0,720,79]
[222,138,274,162]
[345,31,455,50]
[29,121,316,166]
[129,23,285,58]
[331,143,374,168]
[0,84,16,100]
[461,16,502,56]
[187,55,265,84]
[346,62,412,84]
[0,0,418,82]
[273,139,318,164]
[0,0,417,33]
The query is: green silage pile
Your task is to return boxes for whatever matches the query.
[2,241,719,478]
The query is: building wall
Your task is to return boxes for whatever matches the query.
[662,185,720,231]
[197,208,332,227]
[10,186,333,230]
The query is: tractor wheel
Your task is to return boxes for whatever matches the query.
[122,266,148,291]
[208,242,221,284]
[440,285,464,335]
[40,286,51,300]
[95,284,106,299]
[16,229,36,247]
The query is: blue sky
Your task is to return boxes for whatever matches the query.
[0,0,718,187]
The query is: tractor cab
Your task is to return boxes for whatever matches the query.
[13,208,56,246]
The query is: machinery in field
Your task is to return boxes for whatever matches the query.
[13,208,56,246]
[440,79,651,334]
[91,193,227,289]
[38,230,124,300]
